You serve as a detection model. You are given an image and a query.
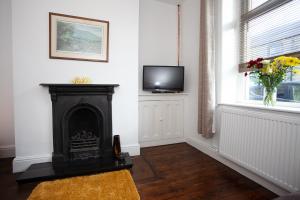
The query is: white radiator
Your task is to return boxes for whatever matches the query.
[219,106,300,192]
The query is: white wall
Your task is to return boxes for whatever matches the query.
[139,0,178,93]
[12,0,140,172]
[0,0,15,158]
[220,0,242,103]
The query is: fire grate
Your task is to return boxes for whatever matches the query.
[70,130,100,160]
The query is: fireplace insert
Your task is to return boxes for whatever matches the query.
[67,107,102,161]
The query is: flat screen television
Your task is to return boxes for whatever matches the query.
[143,65,184,93]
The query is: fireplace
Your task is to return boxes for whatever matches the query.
[40,84,119,168]
[16,84,133,183]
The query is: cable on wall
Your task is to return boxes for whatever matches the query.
[177,4,181,66]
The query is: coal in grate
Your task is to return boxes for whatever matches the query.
[70,130,100,160]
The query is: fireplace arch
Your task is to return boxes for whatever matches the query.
[63,104,104,161]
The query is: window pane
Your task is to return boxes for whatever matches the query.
[250,0,268,10]
[249,74,263,100]
[249,67,300,103]
[246,0,300,61]
[277,66,300,102]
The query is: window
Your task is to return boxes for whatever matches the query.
[240,0,300,103]
[248,67,300,102]
[250,0,268,9]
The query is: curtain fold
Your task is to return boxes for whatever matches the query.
[198,0,216,138]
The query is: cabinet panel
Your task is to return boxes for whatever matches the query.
[139,99,184,145]
[163,100,183,139]
[138,101,163,142]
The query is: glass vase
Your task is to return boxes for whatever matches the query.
[263,87,277,106]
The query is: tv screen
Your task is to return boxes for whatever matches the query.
[143,66,184,92]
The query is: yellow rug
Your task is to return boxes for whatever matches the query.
[28,170,140,200]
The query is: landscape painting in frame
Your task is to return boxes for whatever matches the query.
[49,12,109,62]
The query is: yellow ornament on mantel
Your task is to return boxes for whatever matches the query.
[71,76,92,84]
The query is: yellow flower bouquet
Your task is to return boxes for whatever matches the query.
[245,56,300,106]
[71,76,92,84]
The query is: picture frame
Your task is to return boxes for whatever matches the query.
[49,12,109,62]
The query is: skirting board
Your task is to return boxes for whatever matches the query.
[0,145,15,158]
[121,144,140,156]
[13,154,52,173]
[140,137,185,148]
[185,137,289,196]
[13,144,140,173]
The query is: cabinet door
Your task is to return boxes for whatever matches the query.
[162,100,184,139]
[138,101,163,142]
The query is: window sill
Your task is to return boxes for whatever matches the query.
[218,102,300,115]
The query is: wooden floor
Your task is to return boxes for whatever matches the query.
[0,143,277,200]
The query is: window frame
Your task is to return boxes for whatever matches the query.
[239,0,300,72]
[239,0,300,107]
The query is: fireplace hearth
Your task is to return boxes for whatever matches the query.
[16,84,133,183]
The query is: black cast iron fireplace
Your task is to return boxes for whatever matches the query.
[16,84,133,183]
[44,84,118,168]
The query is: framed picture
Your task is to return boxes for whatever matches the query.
[49,12,109,62]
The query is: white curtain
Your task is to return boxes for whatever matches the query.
[198,0,216,138]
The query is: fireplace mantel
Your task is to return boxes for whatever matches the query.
[40,83,119,93]
[40,84,120,101]
[40,83,120,87]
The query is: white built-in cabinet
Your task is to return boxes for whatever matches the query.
[138,94,186,147]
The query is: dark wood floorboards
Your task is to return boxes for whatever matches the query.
[0,143,277,200]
